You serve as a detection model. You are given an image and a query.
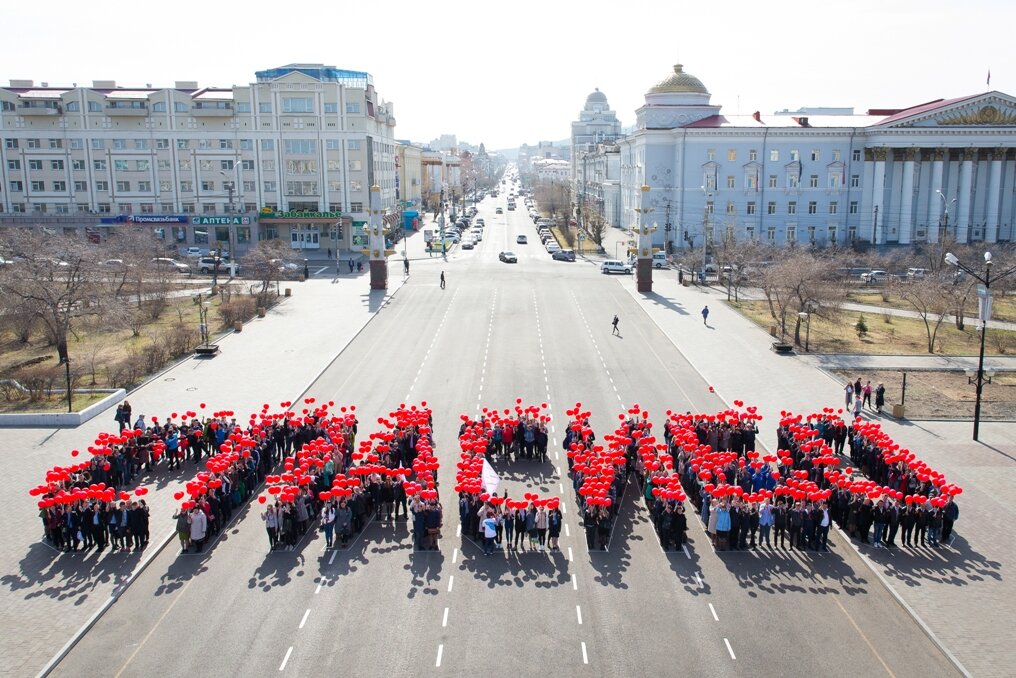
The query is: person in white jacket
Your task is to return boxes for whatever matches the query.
[188,507,208,553]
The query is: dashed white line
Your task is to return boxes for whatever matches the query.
[456,524,462,537]
[694,572,702,586]
[581,641,589,664]
[452,547,458,564]
[576,605,583,625]
[572,574,578,591]
[442,607,449,628]
[724,638,736,660]
[567,547,573,561]
[328,550,337,565]
[299,609,310,629]
[447,575,454,593]
[279,646,293,671]
[709,603,719,621]
[564,524,570,538]
[682,544,691,559]
[436,644,444,667]
[559,482,564,493]
[315,581,323,595]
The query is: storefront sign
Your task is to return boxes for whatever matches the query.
[191,216,252,225]
[259,210,342,220]
[127,215,189,224]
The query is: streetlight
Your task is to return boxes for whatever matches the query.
[937,190,956,241]
[944,250,1016,440]
[798,303,814,352]
[700,186,712,284]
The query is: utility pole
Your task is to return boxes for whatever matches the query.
[664,200,672,255]
[872,205,879,246]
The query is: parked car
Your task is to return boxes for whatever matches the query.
[495,207,504,214]
[546,242,562,253]
[151,257,191,274]
[552,249,576,262]
[98,258,128,270]
[197,257,239,275]
[184,246,203,258]
[461,238,475,250]
[499,251,518,263]
[601,259,632,275]
[475,218,485,226]
[861,269,888,284]
[516,234,528,244]
[471,229,483,242]
[907,267,929,280]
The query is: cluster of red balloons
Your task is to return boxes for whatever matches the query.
[567,403,620,508]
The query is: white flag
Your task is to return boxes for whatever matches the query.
[481,458,501,495]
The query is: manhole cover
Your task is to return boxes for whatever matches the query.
[186,387,198,392]
[164,377,175,382]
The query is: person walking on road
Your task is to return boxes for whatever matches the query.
[612,314,620,336]
[440,271,446,289]
[403,258,410,276]
[701,305,710,325]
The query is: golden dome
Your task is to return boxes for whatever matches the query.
[649,64,708,95]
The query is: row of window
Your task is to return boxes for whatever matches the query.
[708,199,859,216]
[7,179,360,194]
[3,99,364,116]
[3,138,363,151]
[3,201,364,215]
[704,172,857,191]
[6,158,359,173]
[711,148,858,163]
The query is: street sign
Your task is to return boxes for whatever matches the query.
[577,232,586,240]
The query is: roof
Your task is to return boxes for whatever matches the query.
[192,89,234,100]
[649,64,708,95]
[18,89,68,98]
[104,90,155,99]
[685,113,886,128]
[874,94,980,125]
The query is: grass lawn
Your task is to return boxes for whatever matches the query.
[1,391,110,414]
[846,289,1016,323]
[732,300,1016,355]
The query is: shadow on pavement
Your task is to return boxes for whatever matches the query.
[405,549,444,598]
[866,534,1002,590]
[2,541,136,607]
[587,482,639,590]
[456,542,570,590]
[641,291,690,316]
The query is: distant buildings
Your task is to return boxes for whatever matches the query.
[573,62,1016,250]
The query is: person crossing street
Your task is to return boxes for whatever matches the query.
[612,314,620,336]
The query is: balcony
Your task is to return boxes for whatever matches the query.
[191,103,233,117]
[17,103,61,116]
[105,104,148,116]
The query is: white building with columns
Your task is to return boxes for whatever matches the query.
[603,62,1016,250]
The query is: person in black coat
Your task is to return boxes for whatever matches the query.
[886,503,900,547]
[772,502,788,548]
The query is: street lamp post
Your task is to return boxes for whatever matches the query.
[798,305,814,352]
[937,190,956,242]
[944,250,1016,440]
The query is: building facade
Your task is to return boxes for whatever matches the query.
[0,63,398,254]
[581,63,1016,250]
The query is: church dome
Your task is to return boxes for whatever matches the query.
[586,88,608,104]
[649,64,708,95]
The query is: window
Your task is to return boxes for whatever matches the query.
[180,203,195,214]
[95,180,108,191]
[176,139,189,150]
[96,202,111,213]
[74,181,87,191]
[240,138,254,151]
[262,159,275,171]
[31,181,45,191]
[90,139,104,150]
[200,160,213,171]
[116,181,131,192]
[284,139,316,154]
[749,150,758,162]
[349,201,363,212]
[726,175,735,189]
[705,201,714,215]
[788,201,797,215]
[828,173,841,189]
[285,181,318,196]
[152,101,166,113]
[161,202,175,213]
[69,139,83,150]
[244,202,257,213]
[243,181,256,192]
[324,102,338,113]
[180,180,193,192]
[175,102,188,113]
[219,139,233,150]
[745,173,758,191]
[345,102,361,114]
[788,174,799,189]
[350,180,363,192]
[27,139,41,149]
[241,160,254,171]
[94,159,107,171]
[88,101,103,112]
[808,201,817,214]
[263,181,277,192]
[203,203,217,214]
[786,225,797,243]
[136,160,149,172]
[76,203,89,213]
[768,175,778,188]
[2,100,16,112]
[158,160,170,170]
[261,139,275,151]
[50,160,64,170]
[8,181,23,192]
[328,181,343,192]
[703,173,716,192]
[727,149,737,161]
[137,181,151,192]
[725,201,736,215]
[347,140,360,151]
[326,139,340,151]
[29,160,43,171]
[11,203,26,212]
[201,180,214,191]
[259,102,273,114]
[6,159,19,170]
[852,149,861,162]
[282,97,314,114]
[49,139,63,149]
[236,102,251,114]
[114,160,129,172]
[160,181,172,192]
[829,201,838,214]
[767,201,776,215]
[745,226,755,240]
[156,138,170,149]
[140,203,154,214]
[220,160,234,171]
[832,150,841,162]
[286,159,317,174]
[849,201,858,214]
[113,139,127,150]
[33,204,47,214]
[746,202,756,215]
[72,159,85,171]
[809,175,818,188]
[850,175,860,188]
[4,139,18,149]
[135,139,148,150]
[790,150,800,162]
[810,150,820,162]
[828,226,838,243]
[770,149,779,162]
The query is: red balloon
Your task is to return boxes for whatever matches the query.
[258,496,267,504]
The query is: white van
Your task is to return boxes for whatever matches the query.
[652,252,669,269]
[601,259,632,275]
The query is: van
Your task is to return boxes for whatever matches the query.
[601,259,632,275]
[652,252,669,269]
[906,267,928,280]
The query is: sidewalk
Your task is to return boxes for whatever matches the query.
[622,273,1015,678]
[1,275,404,676]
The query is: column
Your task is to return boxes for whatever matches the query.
[985,148,1004,243]
[927,149,945,243]
[871,148,887,244]
[898,148,917,244]
[368,184,387,290]
[635,184,653,293]
[955,148,975,244]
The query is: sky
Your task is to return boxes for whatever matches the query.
[3,0,1012,151]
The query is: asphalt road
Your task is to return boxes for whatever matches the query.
[54,183,958,677]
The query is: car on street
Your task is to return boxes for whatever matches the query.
[151,257,191,274]
[499,251,518,263]
[183,246,203,258]
[653,252,669,269]
[439,231,460,243]
[461,239,475,250]
[601,259,632,275]
[546,242,561,253]
[516,234,528,244]
[906,267,929,280]
[495,207,504,214]
[471,228,483,242]
[552,249,576,262]
[861,269,889,284]
[475,218,485,227]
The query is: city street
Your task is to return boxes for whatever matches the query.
[49,193,957,677]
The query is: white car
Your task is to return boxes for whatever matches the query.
[546,242,561,253]
[601,260,632,275]
[471,229,483,242]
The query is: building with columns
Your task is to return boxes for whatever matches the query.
[571,89,623,233]
[0,64,398,255]
[583,62,1016,250]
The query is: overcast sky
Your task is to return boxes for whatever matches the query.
[3,0,1011,151]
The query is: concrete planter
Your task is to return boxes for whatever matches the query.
[233,321,243,332]
[257,307,266,318]
[0,388,126,427]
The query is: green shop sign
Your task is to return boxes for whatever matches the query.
[259,210,343,220]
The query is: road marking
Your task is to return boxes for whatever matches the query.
[452,547,458,563]
[682,544,691,559]
[581,641,589,664]
[564,524,570,538]
[568,546,573,561]
[279,646,294,671]
[709,603,719,621]
[572,574,578,591]
[834,596,896,677]
[299,609,310,629]
[694,572,702,586]
[328,550,337,565]
[559,482,564,493]
[447,575,454,593]
[113,575,195,678]
[724,638,736,660]
[442,607,449,627]
[315,581,323,595]
[456,524,462,537]
[436,644,444,667]
[576,605,583,625]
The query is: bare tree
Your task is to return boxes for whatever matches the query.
[757,250,844,345]
[896,273,953,353]
[241,239,289,308]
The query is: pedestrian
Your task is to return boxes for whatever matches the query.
[356,261,363,273]
[701,305,709,325]
[875,382,886,414]
[327,247,332,259]
[404,257,410,275]
[482,510,497,556]
[612,314,620,336]
[863,380,873,410]
[853,396,863,419]
[440,271,446,289]
[303,263,310,280]
[844,381,855,409]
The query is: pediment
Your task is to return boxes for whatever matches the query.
[878,93,1016,128]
